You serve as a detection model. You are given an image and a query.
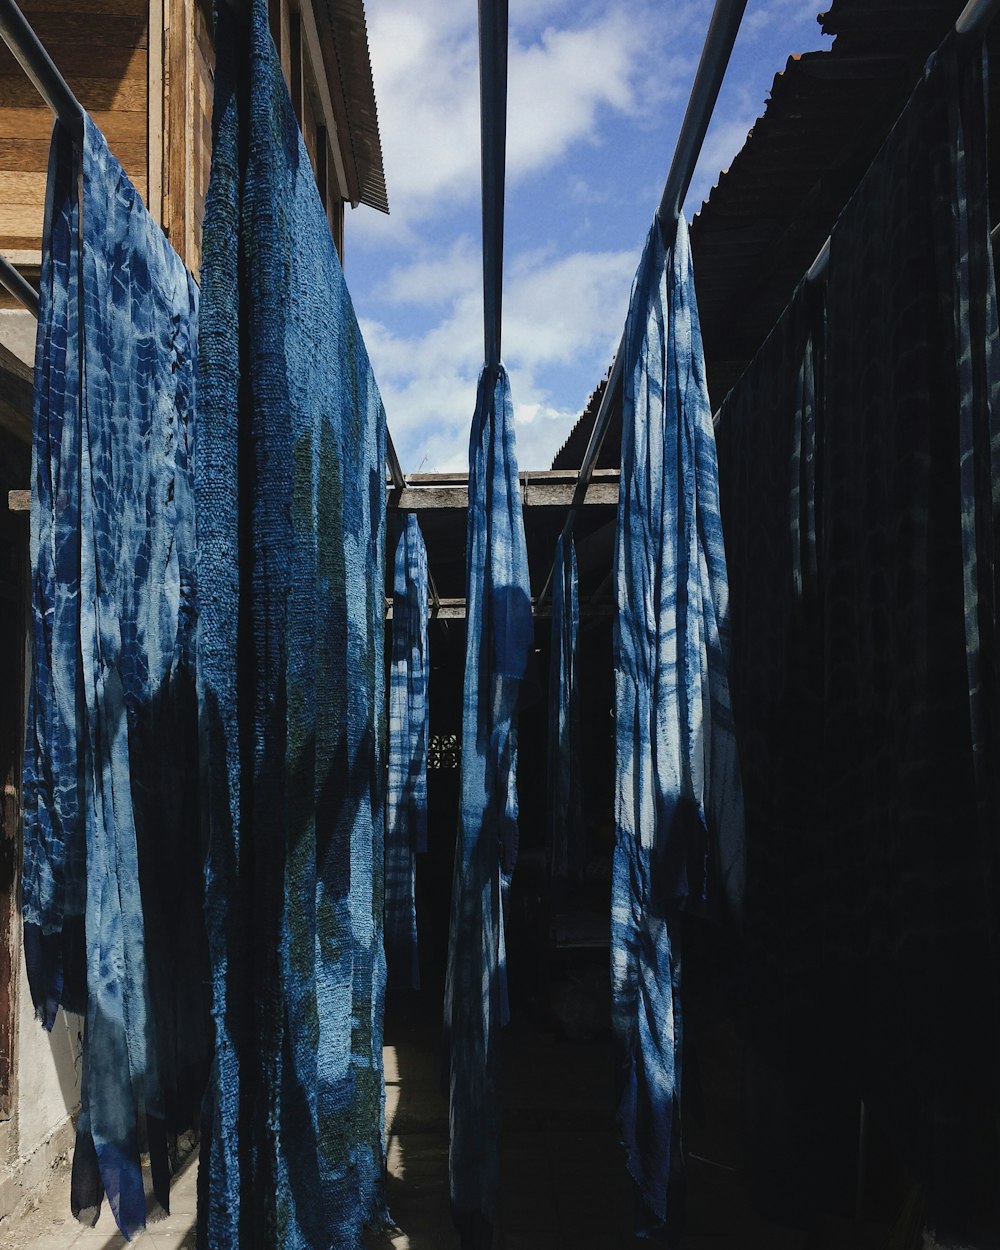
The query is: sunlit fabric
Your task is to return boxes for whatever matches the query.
[444,364,532,1247]
[22,117,208,1240]
[613,213,744,1238]
[547,533,582,889]
[196,1,388,1244]
[386,514,429,989]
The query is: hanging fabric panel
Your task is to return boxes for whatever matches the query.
[22,117,208,1239]
[547,533,582,889]
[818,34,1000,1241]
[196,1,388,1245]
[714,283,841,1223]
[613,213,744,1237]
[386,513,429,989]
[444,363,532,1246]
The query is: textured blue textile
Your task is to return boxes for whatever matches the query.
[386,514,429,989]
[195,1,387,1245]
[444,364,532,1244]
[716,37,1000,1242]
[612,214,744,1237]
[547,534,582,888]
[22,117,204,1239]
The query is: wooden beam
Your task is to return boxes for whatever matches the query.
[6,490,28,512]
[385,596,614,621]
[387,469,620,512]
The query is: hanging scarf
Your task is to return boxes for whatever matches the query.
[386,513,430,989]
[196,1,388,1244]
[613,213,744,1237]
[22,116,206,1239]
[547,533,582,889]
[444,363,532,1246]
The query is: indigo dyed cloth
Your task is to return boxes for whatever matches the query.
[386,514,429,989]
[613,213,744,1238]
[818,35,1000,1241]
[547,533,582,889]
[715,283,842,1223]
[717,36,1000,1242]
[444,364,532,1246]
[196,1,388,1245]
[22,117,208,1239]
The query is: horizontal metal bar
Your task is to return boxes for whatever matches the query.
[0,0,84,143]
[0,253,38,317]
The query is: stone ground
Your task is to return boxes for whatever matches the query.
[0,1004,897,1249]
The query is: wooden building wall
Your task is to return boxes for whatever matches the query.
[0,0,150,269]
[0,0,354,283]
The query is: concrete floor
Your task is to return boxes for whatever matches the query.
[0,1010,894,1250]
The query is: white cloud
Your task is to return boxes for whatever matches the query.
[364,241,636,472]
[359,0,694,241]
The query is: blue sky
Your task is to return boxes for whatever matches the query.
[345,0,832,473]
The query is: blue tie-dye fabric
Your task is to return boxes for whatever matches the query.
[195,1,387,1245]
[22,117,204,1240]
[612,214,745,1237]
[386,514,429,990]
[444,364,532,1245]
[547,534,582,889]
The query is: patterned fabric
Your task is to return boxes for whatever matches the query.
[613,213,744,1238]
[386,514,429,989]
[717,36,1000,1243]
[195,1,388,1245]
[444,364,532,1246]
[547,533,582,888]
[22,117,208,1239]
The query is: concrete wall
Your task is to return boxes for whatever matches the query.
[0,955,82,1222]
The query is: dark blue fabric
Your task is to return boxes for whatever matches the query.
[547,533,582,888]
[444,364,532,1244]
[717,36,1000,1243]
[23,116,205,1239]
[195,1,388,1245]
[613,213,744,1238]
[386,514,429,990]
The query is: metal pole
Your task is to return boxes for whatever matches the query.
[478,0,508,372]
[385,428,406,494]
[0,253,38,318]
[956,0,1000,36]
[538,0,748,606]
[0,0,84,144]
[656,0,749,229]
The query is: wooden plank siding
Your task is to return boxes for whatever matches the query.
[0,0,149,264]
[0,0,351,279]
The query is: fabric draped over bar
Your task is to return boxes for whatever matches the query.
[195,1,388,1244]
[547,533,582,889]
[612,213,745,1238]
[444,363,532,1246]
[386,514,430,990]
[22,117,209,1239]
[716,34,1000,1242]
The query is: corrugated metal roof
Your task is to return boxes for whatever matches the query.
[314,0,388,214]
[552,0,994,469]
